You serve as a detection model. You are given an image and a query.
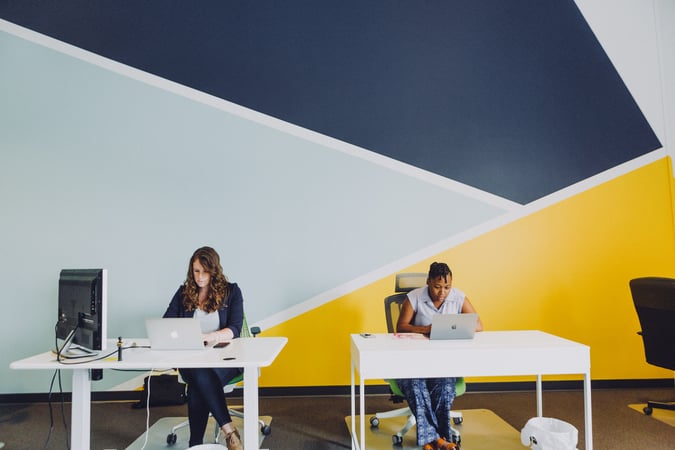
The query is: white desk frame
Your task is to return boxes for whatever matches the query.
[350,331,592,450]
[10,336,287,450]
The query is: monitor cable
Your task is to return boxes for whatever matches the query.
[138,368,155,450]
[42,368,70,450]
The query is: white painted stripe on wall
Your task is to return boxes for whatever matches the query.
[255,148,666,329]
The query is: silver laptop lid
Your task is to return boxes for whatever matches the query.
[429,313,478,340]
[145,318,206,350]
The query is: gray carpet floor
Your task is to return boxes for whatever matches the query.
[1,387,674,449]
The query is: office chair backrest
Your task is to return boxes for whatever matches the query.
[241,314,252,338]
[384,273,427,333]
[395,273,427,293]
[629,277,675,371]
[384,294,407,333]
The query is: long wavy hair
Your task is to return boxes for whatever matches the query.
[182,246,230,313]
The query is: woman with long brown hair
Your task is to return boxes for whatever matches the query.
[163,246,244,450]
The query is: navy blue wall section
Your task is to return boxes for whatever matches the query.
[1,0,661,204]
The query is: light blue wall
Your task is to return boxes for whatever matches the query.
[0,28,508,393]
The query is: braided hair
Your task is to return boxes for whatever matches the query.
[428,262,452,282]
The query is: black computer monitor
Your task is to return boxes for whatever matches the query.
[55,269,108,356]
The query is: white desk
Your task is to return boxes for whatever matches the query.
[10,336,287,450]
[350,331,592,450]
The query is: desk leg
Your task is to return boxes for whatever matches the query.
[359,375,365,450]
[243,367,260,450]
[71,369,91,450]
[536,374,543,417]
[350,361,356,450]
[584,372,593,450]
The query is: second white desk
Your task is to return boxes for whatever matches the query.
[350,330,592,450]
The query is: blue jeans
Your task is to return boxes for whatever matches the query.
[396,377,457,446]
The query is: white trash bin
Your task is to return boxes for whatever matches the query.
[520,417,578,450]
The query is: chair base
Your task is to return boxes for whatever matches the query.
[644,400,675,415]
[349,408,527,450]
[220,406,272,437]
[166,407,270,446]
[369,406,462,446]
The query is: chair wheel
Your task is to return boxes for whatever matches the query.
[261,424,272,435]
[369,416,380,428]
[643,406,653,415]
[453,416,463,425]
[166,433,177,445]
[392,434,403,445]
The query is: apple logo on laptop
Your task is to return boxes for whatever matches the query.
[170,330,179,339]
[451,324,457,330]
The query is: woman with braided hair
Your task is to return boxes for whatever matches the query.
[395,262,483,450]
[163,246,244,450]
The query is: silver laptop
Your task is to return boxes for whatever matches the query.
[145,318,206,350]
[429,313,478,340]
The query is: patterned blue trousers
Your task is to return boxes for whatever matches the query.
[396,377,457,446]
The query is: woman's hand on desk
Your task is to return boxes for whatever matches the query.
[202,328,235,345]
[396,323,432,336]
[202,332,220,345]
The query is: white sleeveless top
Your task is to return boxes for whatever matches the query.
[406,286,465,326]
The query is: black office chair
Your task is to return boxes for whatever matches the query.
[629,277,675,415]
[369,273,464,446]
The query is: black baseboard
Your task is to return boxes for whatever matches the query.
[257,378,675,397]
[1,378,672,404]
